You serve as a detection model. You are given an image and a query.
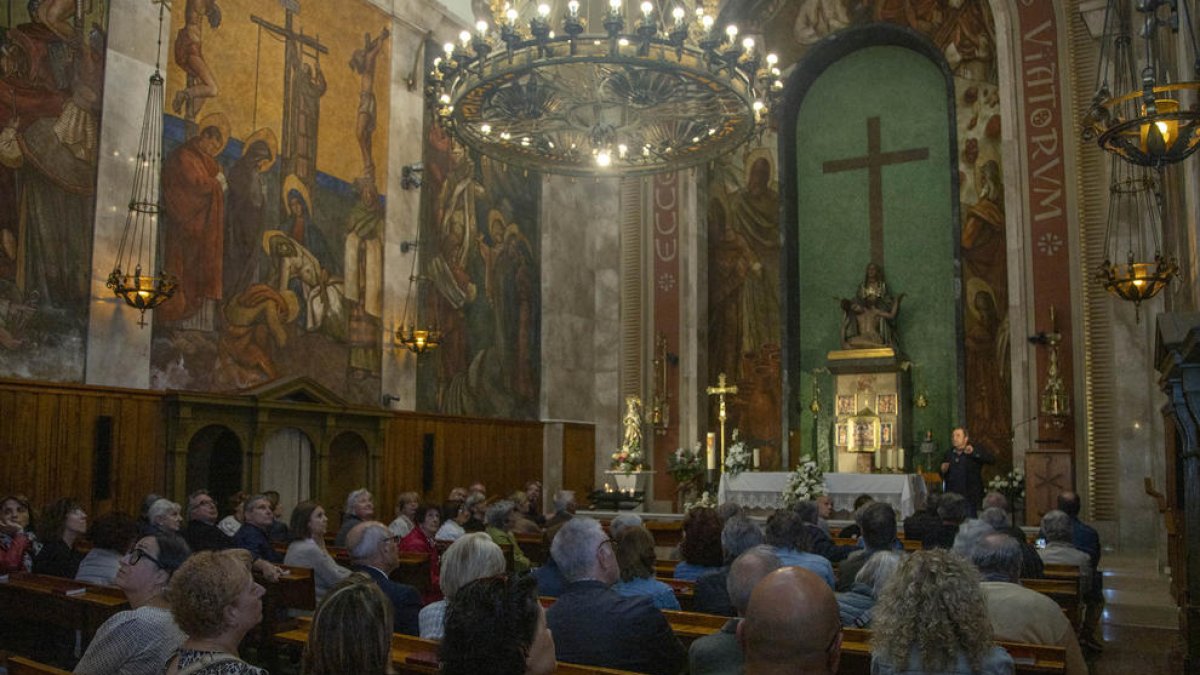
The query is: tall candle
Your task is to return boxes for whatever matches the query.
[897,448,905,472]
[752,448,760,469]
[706,433,716,470]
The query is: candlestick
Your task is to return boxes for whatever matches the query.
[706,433,716,470]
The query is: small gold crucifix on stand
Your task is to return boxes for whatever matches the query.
[706,372,739,471]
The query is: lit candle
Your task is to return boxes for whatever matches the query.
[897,448,906,472]
[706,433,716,470]
[752,448,760,469]
[604,482,611,493]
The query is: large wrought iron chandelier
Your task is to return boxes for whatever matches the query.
[1084,0,1200,167]
[427,0,781,176]
[106,1,177,326]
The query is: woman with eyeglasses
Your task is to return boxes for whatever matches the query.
[73,531,192,674]
[165,549,267,675]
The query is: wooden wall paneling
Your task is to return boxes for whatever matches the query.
[562,423,596,506]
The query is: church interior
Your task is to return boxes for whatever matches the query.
[1,0,1199,671]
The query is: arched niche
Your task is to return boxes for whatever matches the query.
[327,431,370,522]
[260,427,314,523]
[185,424,245,514]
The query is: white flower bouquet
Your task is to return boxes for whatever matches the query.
[783,459,827,508]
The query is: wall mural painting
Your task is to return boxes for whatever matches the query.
[725,0,1009,466]
[417,119,541,421]
[0,2,111,380]
[706,146,783,465]
[151,0,391,405]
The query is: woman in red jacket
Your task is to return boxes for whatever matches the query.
[399,503,443,604]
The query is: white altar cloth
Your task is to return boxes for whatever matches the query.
[718,472,927,518]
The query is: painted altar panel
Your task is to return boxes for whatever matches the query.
[0,2,112,381]
[150,0,393,405]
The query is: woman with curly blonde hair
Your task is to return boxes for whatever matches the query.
[870,550,1014,674]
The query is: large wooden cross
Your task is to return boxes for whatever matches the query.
[706,372,738,470]
[822,116,929,268]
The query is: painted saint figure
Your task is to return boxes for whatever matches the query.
[172,0,222,117]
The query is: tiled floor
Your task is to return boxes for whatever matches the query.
[1091,553,1183,674]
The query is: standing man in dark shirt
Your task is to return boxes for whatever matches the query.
[940,427,993,516]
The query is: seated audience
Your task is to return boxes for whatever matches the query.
[1038,509,1094,596]
[447,487,468,502]
[921,491,968,550]
[608,512,644,539]
[399,503,444,603]
[76,511,138,585]
[794,499,855,563]
[688,546,780,675]
[436,499,469,542]
[485,500,531,573]
[837,494,875,538]
[335,488,374,547]
[389,491,419,539]
[544,490,576,532]
[33,497,87,578]
[674,507,724,581]
[980,505,1044,578]
[135,494,162,536]
[739,566,843,675]
[951,518,995,559]
[969,532,1087,675]
[869,549,1014,675]
[693,515,764,616]
[420,532,507,640]
[164,549,266,675]
[0,493,35,573]
[148,498,184,534]
[763,509,835,589]
[835,550,901,628]
[468,481,487,497]
[547,518,685,674]
[261,490,290,543]
[1056,491,1105,651]
[346,520,421,635]
[232,494,285,567]
[902,492,941,543]
[302,573,393,675]
[836,502,899,592]
[74,532,191,674]
[815,494,834,534]
[284,500,351,602]
[440,574,556,675]
[462,492,488,533]
[715,501,744,524]
[612,525,680,610]
[217,492,245,537]
[509,490,542,534]
[531,525,568,598]
[182,490,234,553]
[525,479,546,527]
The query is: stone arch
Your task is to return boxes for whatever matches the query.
[185,424,245,516]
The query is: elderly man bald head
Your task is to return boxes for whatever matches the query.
[738,566,842,675]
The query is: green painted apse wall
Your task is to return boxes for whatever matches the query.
[793,46,960,468]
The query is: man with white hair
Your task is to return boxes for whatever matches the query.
[547,518,685,674]
[689,546,781,675]
[347,520,422,635]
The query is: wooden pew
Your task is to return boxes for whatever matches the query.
[391,553,433,595]
[538,596,723,646]
[5,656,72,675]
[0,573,129,643]
[644,520,684,548]
[516,533,548,565]
[1042,563,1083,582]
[1019,578,1081,631]
[837,627,1066,674]
[274,623,641,674]
[831,537,921,552]
[654,559,678,578]
[657,577,695,612]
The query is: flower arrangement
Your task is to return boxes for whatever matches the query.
[667,442,706,485]
[782,458,827,508]
[723,429,753,478]
[987,466,1025,505]
[611,443,645,474]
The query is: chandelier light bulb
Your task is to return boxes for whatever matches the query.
[742,37,755,52]
[476,20,488,34]
[443,42,454,55]
[506,7,519,22]
[641,2,653,16]
[726,24,738,40]
[618,143,629,157]
[459,30,471,46]
[480,123,492,134]
[701,14,714,30]
[672,6,684,21]
[538,4,550,18]
[610,0,622,10]
[439,94,451,104]
[568,0,580,14]
[596,150,612,167]
[766,53,778,66]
